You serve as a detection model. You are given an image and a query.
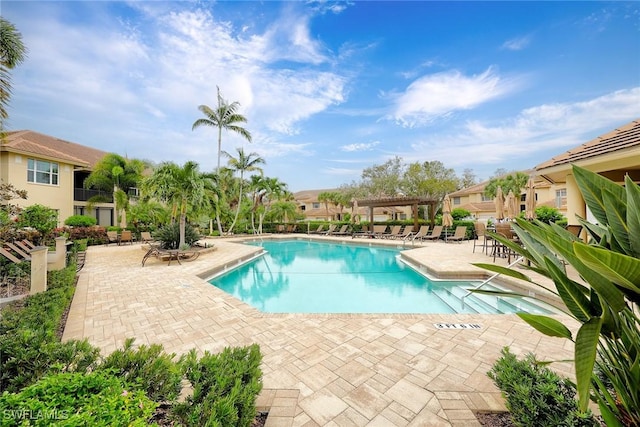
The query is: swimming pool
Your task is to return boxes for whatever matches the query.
[209,240,555,314]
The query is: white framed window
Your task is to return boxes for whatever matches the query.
[481,194,492,202]
[555,189,567,208]
[453,197,461,205]
[27,159,59,185]
[312,202,320,209]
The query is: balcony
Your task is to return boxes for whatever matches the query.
[74,188,113,203]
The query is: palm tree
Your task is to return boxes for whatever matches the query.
[0,18,27,132]
[142,161,210,248]
[250,175,288,234]
[223,148,264,234]
[84,154,145,227]
[192,86,252,171]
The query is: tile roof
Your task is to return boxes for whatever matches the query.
[536,119,640,170]
[1,130,108,168]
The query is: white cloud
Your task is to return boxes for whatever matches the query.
[388,67,522,128]
[501,35,532,51]
[340,141,380,152]
[404,87,640,174]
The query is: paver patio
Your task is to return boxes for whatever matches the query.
[62,235,578,426]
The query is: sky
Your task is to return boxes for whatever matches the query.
[3,1,640,192]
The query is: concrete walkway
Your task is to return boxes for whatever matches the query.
[63,235,577,426]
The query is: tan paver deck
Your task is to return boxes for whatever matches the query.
[63,235,578,426]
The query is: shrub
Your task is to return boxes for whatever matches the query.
[16,204,58,237]
[488,347,597,427]
[0,371,156,426]
[64,215,97,227]
[173,344,263,427]
[154,223,200,249]
[451,208,471,220]
[0,264,99,392]
[98,338,183,402]
[532,205,564,224]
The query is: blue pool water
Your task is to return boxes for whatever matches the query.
[209,240,555,314]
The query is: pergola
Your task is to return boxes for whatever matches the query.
[356,196,440,231]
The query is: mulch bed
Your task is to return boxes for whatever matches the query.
[475,412,514,426]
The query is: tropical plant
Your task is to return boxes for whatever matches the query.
[223,148,264,234]
[0,17,27,132]
[16,204,58,238]
[64,215,97,227]
[142,161,211,248]
[192,86,252,171]
[473,165,640,425]
[451,208,471,220]
[484,171,529,200]
[317,191,337,220]
[249,175,288,234]
[83,154,145,228]
[531,205,564,224]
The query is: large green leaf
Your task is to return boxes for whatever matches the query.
[544,258,594,322]
[574,318,602,412]
[546,238,627,312]
[516,313,573,339]
[574,243,640,294]
[513,219,566,272]
[602,188,630,254]
[625,175,640,258]
[573,165,625,226]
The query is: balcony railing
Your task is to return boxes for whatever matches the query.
[74,188,114,203]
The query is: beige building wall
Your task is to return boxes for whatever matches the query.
[1,152,75,226]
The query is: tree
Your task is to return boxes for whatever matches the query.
[84,154,146,228]
[484,171,529,200]
[17,204,57,238]
[250,175,288,234]
[360,157,405,197]
[402,160,458,199]
[192,86,252,171]
[223,148,264,234]
[317,191,337,220]
[460,168,477,189]
[142,161,210,248]
[0,17,27,132]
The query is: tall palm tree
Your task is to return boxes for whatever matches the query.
[192,86,252,171]
[142,161,210,248]
[84,153,145,227]
[223,147,264,234]
[0,17,27,132]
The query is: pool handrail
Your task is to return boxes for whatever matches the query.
[461,256,524,302]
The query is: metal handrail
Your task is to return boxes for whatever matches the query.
[461,256,524,301]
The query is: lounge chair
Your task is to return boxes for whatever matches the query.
[351,225,371,238]
[106,231,119,246]
[322,224,337,235]
[0,247,24,263]
[330,225,351,235]
[393,227,414,240]
[564,224,583,239]
[446,226,468,243]
[309,225,325,234]
[410,225,430,241]
[140,231,155,244]
[422,225,443,241]
[372,225,389,238]
[384,225,403,239]
[119,230,134,245]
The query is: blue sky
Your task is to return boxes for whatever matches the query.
[4,1,639,192]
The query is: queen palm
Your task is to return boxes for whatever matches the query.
[223,148,264,234]
[0,17,27,132]
[84,153,145,227]
[192,86,252,171]
[142,161,210,248]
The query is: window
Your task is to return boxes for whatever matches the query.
[556,189,567,208]
[27,159,59,185]
[453,197,461,205]
[481,194,492,202]
[312,202,320,209]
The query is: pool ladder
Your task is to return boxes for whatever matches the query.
[461,256,524,302]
